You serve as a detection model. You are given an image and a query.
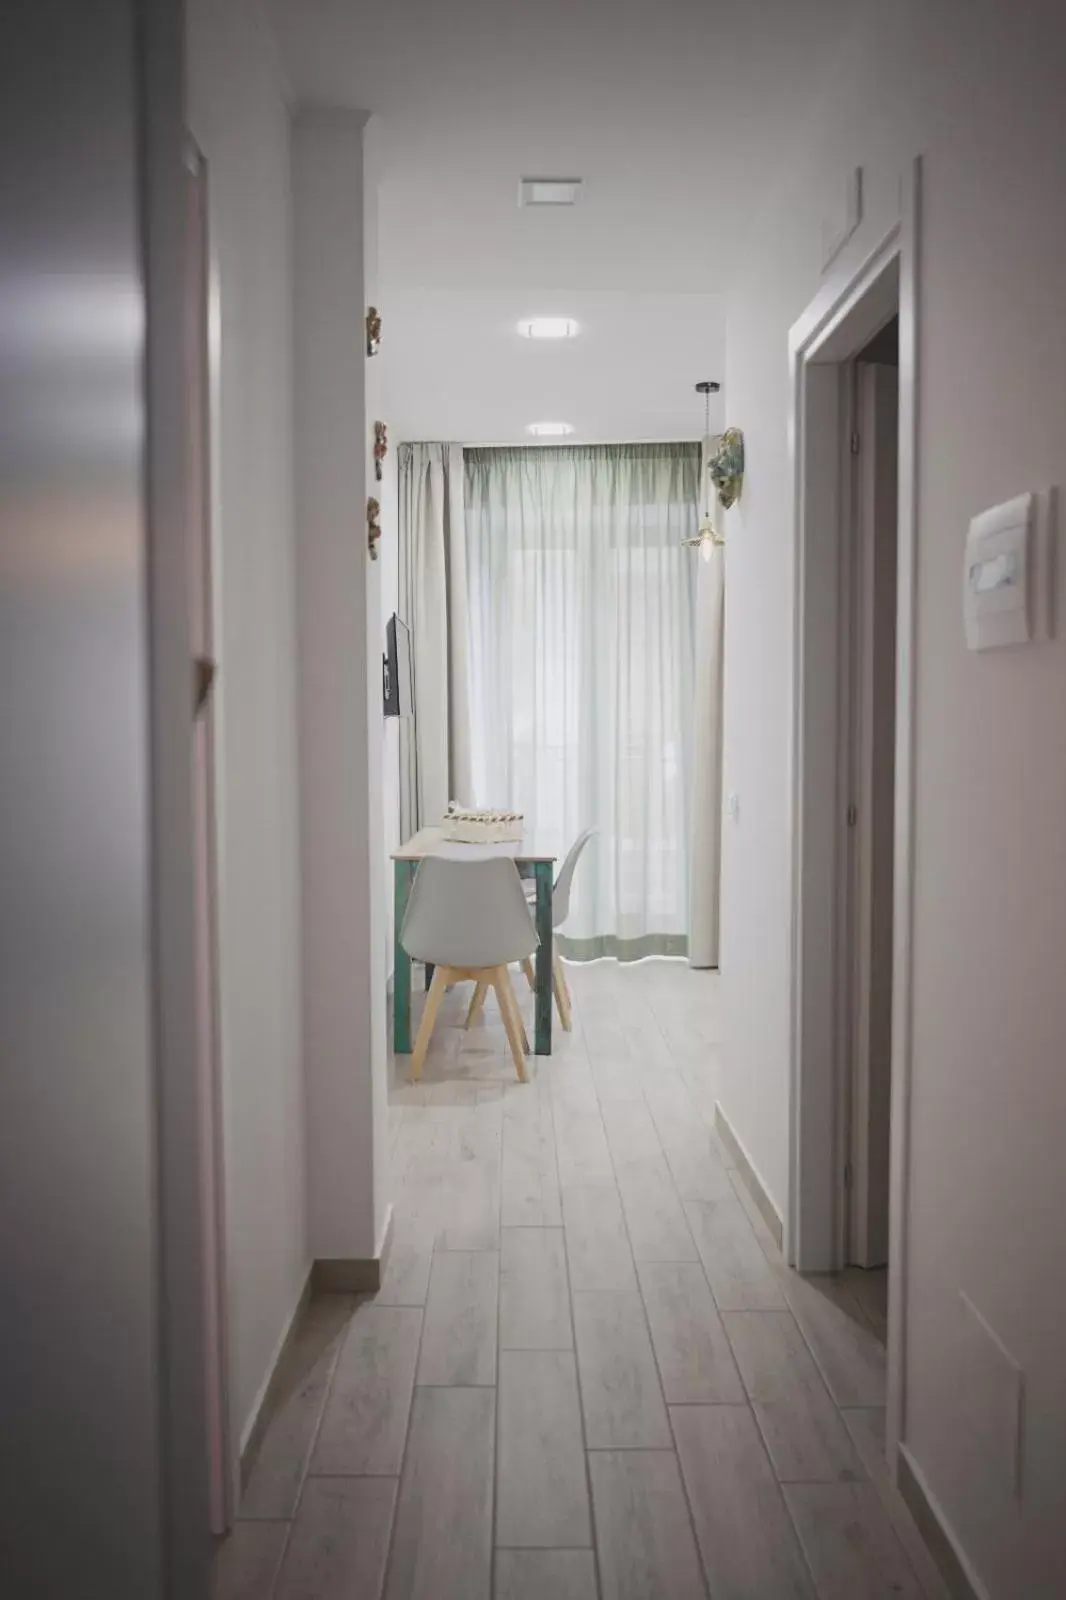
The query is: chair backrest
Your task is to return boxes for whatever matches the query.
[552,827,597,928]
[400,854,539,970]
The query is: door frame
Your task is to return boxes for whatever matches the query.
[184,135,234,1534]
[785,158,921,1467]
[142,2,219,1585]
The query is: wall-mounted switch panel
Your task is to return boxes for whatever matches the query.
[964,487,1055,650]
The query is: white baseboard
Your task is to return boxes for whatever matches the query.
[238,1260,314,1473]
[897,1443,989,1600]
[376,1201,394,1262]
[714,1099,784,1249]
[311,1204,395,1294]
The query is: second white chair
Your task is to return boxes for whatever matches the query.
[518,826,597,1031]
[400,853,538,1082]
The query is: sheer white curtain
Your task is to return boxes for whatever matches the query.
[688,436,725,968]
[464,443,699,960]
[398,442,473,839]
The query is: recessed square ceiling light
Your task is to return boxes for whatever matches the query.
[527,421,574,437]
[519,178,583,207]
[517,317,580,340]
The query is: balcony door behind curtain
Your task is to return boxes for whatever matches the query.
[464,443,699,961]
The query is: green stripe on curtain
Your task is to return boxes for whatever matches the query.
[556,933,691,964]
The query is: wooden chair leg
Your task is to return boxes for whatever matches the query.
[521,955,536,990]
[491,967,528,1083]
[508,966,528,1056]
[505,972,531,1069]
[505,966,531,1054]
[514,992,531,1056]
[465,979,488,1029]
[411,966,449,1081]
[552,949,573,1032]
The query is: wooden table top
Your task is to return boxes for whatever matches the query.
[392,826,557,864]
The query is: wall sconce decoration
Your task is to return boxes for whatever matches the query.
[682,380,725,562]
[683,384,746,560]
[709,426,745,510]
[366,306,382,357]
[367,497,382,560]
[374,420,388,481]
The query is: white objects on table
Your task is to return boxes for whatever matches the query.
[442,803,525,844]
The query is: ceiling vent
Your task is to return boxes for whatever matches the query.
[519,178,583,208]
[517,317,580,340]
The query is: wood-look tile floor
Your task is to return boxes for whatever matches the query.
[216,960,946,1600]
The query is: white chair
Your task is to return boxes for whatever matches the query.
[400,854,538,1082]
[518,826,597,1032]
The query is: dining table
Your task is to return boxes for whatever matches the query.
[391,827,558,1058]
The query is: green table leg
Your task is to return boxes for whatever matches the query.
[394,861,415,1055]
[533,862,553,1056]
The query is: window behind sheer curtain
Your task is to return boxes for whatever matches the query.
[464,443,699,960]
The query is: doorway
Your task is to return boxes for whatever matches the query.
[841,322,899,1337]
[787,160,920,1463]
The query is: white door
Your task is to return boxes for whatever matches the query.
[185,140,231,1533]
[848,361,898,1269]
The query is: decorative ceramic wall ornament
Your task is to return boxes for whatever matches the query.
[366,306,382,356]
[367,497,382,560]
[374,420,388,481]
[708,427,745,509]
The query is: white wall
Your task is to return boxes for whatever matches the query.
[187,0,309,1450]
[293,110,390,1265]
[379,445,401,969]
[364,117,392,1246]
[720,2,1066,1592]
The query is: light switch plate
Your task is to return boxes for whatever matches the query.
[964,488,1056,650]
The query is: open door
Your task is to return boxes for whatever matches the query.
[185,139,231,1533]
[847,357,898,1269]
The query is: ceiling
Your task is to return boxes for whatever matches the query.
[380,289,724,445]
[267,0,852,443]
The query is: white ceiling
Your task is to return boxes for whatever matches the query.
[267,0,851,443]
[379,289,724,445]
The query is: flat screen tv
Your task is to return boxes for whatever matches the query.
[383,613,413,717]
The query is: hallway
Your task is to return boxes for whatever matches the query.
[216,961,940,1600]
